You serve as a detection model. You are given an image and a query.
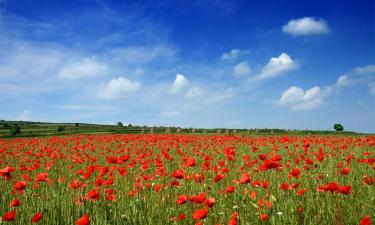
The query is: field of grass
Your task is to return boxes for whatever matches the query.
[0,134,373,224]
[0,120,365,138]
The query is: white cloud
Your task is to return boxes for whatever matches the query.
[170,73,189,94]
[109,45,176,64]
[336,74,351,87]
[234,61,251,75]
[353,64,375,75]
[160,111,181,118]
[252,53,297,81]
[221,49,249,60]
[369,82,375,95]
[57,105,117,110]
[97,77,140,99]
[58,58,107,80]
[282,17,330,36]
[278,86,331,111]
[186,87,202,98]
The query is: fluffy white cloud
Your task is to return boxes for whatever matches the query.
[186,87,202,98]
[160,111,181,118]
[221,49,250,60]
[170,73,189,94]
[59,58,107,80]
[353,64,375,74]
[97,77,140,99]
[278,86,331,111]
[282,17,330,36]
[234,61,251,75]
[252,53,297,81]
[336,75,351,87]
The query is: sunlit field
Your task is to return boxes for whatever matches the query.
[0,134,374,224]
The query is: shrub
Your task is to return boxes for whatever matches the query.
[334,124,344,132]
[10,125,21,135]
[57,126,65,132]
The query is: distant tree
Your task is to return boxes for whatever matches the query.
[57,126,65,132]
[10,125,21,135]
[334,124,344,132]
[75,123,79,127]
[128,124,132,127]
[3,123,11,129]
[117,122,124,127]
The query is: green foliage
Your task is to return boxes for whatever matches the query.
[334,123,344,131]
[75,123,79,127]
[117,122,124,127]
[3,123,11,129]
[57,126,65,132]
[10,125,21,135]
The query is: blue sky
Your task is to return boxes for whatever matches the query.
[0,0,374,132]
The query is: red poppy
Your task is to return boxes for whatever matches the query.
[339,185,352,195]
[2,210,16,222]
[296,188,308,196]
[280,183,289,191]
[226,185,235,193]
[228,212,239,225]
[239,172,250,184]
[10,199,20,207]
[31,212,43,223]
[14,181,27,191]
[0,166,13,180]
[359,215,371,225]
[289,168,301,178]
[340,167,350,175]
[204,197,216,208]
[87,189,100,201]
[214,174,226,183]
[176,194,188,204]
[192,208,208,220]
[259,214,269,221]
[35,172,48,182]
[76,214,90,225]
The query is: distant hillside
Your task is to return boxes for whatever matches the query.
[0,120,366,138]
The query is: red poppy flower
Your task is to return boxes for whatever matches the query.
[2,210,16,222]
[35,172,48,182]
[280,183,289,191]
[226,185,235,193]
[340,167,350,175]
[296,188,308,196]
[176,194,188,204]
[359,215,371,225]
[31,212,43,223]
[289,168,301,178]
[87,189,100,201]
[76,214,90,225]
[192,208,208,220]
[259,214,269,221]
[339,185,351,195]
[14,181,27,191]
[239,172,250,184]
[204,197,216,208]
[228,212,239,225]
[0,166,14,180]
[214,174,226,183]
[10,199,20,207]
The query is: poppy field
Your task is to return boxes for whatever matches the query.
[0,134,374,225]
